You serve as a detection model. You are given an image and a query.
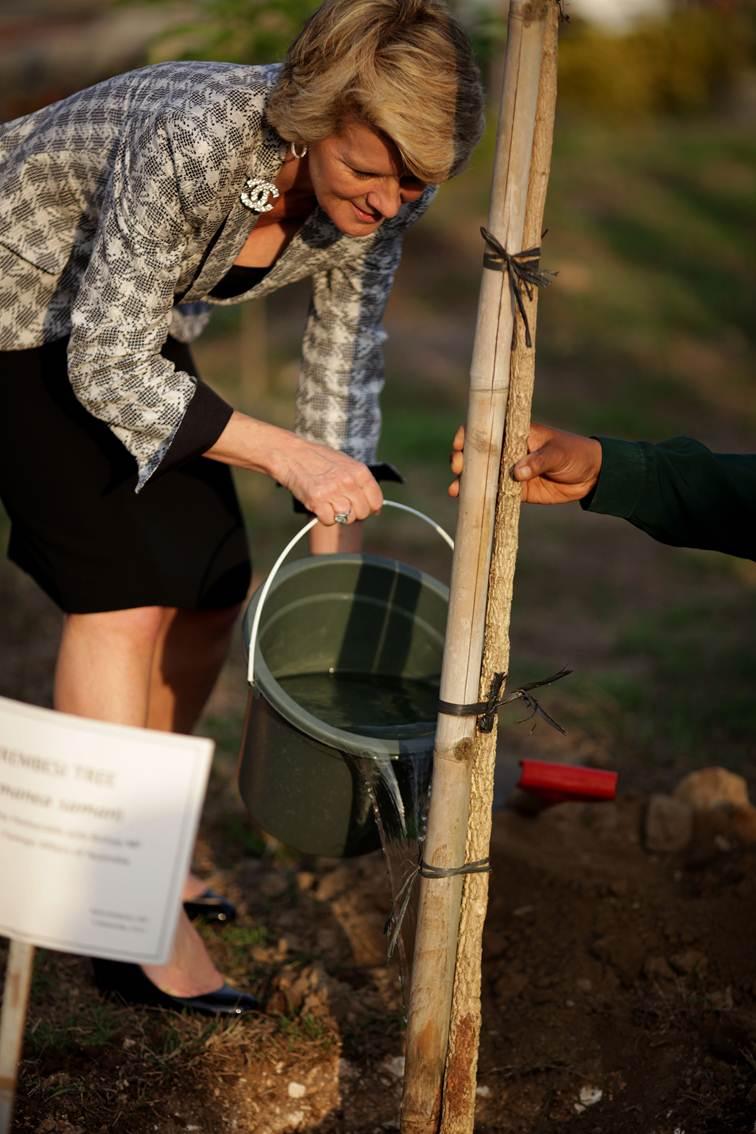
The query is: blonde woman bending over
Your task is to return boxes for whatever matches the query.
[0,0,484,1014]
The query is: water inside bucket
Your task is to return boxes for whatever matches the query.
[277,672,439,739]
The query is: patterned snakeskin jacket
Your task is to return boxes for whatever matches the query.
[0,61,434,487]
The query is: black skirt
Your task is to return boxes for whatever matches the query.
[0,337,251,613]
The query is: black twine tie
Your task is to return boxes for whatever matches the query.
[385,856,492,960]
[481,226,557,348]
[438,667,573,735]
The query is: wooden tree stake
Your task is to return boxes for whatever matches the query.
[440,10,560,1132]
[0,940,35,1134]
[400,5,552,1131]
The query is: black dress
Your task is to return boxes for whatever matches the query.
[0,266,270,614]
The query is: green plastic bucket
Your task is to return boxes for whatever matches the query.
[238,507,451,858]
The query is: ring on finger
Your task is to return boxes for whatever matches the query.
[334,506,352,525]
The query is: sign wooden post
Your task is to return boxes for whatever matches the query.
[0,695,214,1130]
[440,10,560,1132]
[0,942,34,1134]
[400,4,554,1131]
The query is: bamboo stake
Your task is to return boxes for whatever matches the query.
[400,6,551,1131]
[0,940,35,1134]
[440,10,560,1132]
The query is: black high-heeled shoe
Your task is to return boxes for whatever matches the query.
[183,887,237,925]
[92,958,260,1017]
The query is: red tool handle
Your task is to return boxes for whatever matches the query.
[517,759,618,804]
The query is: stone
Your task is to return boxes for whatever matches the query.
[574,1086,603,1113]
[644,794,693,853]
[674,767,750,811]
[380,1056,406,1079]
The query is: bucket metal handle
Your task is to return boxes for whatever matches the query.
[247,500,454,686]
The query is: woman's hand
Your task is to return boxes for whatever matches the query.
[206,412,383,524]
[448,423,603,505]
[274,433,383,523]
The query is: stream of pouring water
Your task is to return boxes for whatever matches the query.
[362,752,432,1009]
[275,671,437,1004]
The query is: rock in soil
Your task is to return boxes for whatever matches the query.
[644,793,693,852]
[674,766,750,810]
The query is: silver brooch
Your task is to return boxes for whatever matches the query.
[240,177,280,213]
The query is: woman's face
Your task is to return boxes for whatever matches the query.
[306,119,427,236]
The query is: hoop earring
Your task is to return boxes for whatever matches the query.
[290,141,308,160]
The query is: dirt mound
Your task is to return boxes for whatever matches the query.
[475,796,756,1133]
[12,789,756,1133]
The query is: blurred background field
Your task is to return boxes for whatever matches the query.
[1,0,755,788]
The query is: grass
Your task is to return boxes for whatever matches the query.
[277,1011,332,1045]
[27,1002,124,1057]
[222,923,270,953]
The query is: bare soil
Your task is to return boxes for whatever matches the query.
[2,563,756,1134]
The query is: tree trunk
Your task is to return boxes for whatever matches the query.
[400,5,553,1131]
[439,10,560,1132]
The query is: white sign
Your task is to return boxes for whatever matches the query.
[0,697,213,965]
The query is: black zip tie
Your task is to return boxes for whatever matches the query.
[385,857,492,960]
[481,226,557,348]
[438,667,573,734]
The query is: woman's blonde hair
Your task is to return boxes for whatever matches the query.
[266,0,484,183]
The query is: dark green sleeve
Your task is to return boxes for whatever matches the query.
[581,436,756,560]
